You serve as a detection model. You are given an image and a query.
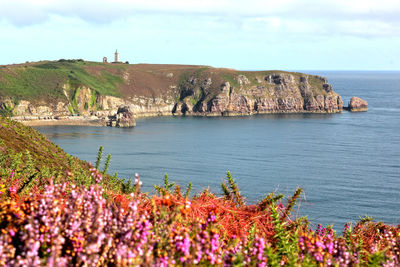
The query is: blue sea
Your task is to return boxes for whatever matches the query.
[35,71,400,230]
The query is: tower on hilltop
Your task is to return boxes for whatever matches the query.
[114,49,119,63]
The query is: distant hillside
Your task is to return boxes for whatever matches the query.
[0,60,343,123]
[0,60,207,105]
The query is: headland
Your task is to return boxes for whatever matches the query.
[0,59,365,127]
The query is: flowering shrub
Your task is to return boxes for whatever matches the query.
[2,114,399,265]
[0,170,399,266]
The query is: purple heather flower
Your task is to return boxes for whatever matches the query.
[8,185,17,194]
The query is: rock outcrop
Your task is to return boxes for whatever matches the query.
[0,99,70,119]
[108,105,136,127]
[347,97,368,112]
[172,72,343,116]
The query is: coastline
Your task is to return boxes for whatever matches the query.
[17,116,106,127]
[15,109,344,127]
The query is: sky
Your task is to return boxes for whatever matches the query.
[1,0,400,70]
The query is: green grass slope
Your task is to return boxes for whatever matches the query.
[0,116,127,194]
[0,60,124,105]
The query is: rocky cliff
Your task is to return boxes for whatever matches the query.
[0,60,343,126]
[346,97,368,112]
[173,71,342,116]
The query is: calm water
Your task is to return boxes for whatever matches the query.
[35,71,400,230]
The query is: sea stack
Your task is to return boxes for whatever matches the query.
[347,97,368,112]
[108,105,136,127]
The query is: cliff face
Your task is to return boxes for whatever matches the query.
[347,97,368,112]
[173,71,342,116]
[0,61,343,124]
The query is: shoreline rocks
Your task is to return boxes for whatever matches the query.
[16,116,107,127]
[346,97,368,112]
[107,105,136,127]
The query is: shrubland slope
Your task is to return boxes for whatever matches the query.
[0,116,125,192]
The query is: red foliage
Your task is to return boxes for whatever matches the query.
[111,191,276,239]
[113,194,130,211]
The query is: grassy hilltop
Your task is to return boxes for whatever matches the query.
[0,60,123,103]
[0,60,223,105]
[0,59,326,100]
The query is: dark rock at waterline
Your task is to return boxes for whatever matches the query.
[108,105,136,127]
[346,97,368,112]
[116,106,136,127]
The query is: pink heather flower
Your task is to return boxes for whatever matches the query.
[255,237,266,261]
[314,252,323,262]
[326,241,334,254]
[9,229,15,237]
[207,213,216,223]
[159,256,169,267]
[9,185,17,194]
[194,250,202,264]
[315,240,325,249]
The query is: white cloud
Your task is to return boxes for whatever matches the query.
[2,0,400,21]
[1,0,400,37]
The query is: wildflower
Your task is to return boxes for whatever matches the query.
[176,232,191,263]
[9,229,15,237]
[8,185,18,194]
[185,200,191,209]
[0,184,5,195]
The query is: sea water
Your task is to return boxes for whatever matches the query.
[35,71,400,230]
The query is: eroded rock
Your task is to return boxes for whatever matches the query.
[108,105,136,127]
[323,83,333,93]
[237,75,250,86]
[348,97,368,112]
[265,73,294,85]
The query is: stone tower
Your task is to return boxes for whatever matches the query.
[114,49,119,63]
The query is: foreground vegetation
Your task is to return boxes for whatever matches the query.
[0,117,399,266]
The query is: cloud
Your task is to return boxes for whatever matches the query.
[1,0,400,37]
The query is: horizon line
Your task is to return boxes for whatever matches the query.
[1,60,400,72]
